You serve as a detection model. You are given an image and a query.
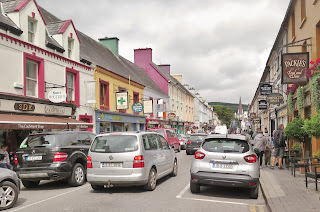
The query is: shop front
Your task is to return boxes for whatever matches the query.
[0,94,93,153]
[146,118,170,130]
[96,110,146,134]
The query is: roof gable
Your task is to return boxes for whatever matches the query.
[58,20,81,43]
[12,0,47,25]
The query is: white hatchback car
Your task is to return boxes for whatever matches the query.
[190,134,260,199]
[87,132,177,191]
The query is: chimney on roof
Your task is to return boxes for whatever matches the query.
[98,37,119,56]
[159,64,170,75]
[134,48,153,66]
[171,74,182,83]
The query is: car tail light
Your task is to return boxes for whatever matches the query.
[133,155,144,168]
[87,156,92,168]
[244,155,257,163]
[187,140,192,144]
[53,152,68,162]
[195,152,205,159]
[14,154,19,165]
[249,183,256,186]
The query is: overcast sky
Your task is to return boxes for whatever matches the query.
[38,0,290,105]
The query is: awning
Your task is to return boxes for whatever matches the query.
[0,114,93,130]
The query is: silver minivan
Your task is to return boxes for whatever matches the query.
[87,132,177,191]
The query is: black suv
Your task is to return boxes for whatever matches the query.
[14,131,95,188]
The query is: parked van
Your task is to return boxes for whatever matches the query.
[214,126,228,135]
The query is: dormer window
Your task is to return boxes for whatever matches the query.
[28,18,36,43]
[68,38,74,58]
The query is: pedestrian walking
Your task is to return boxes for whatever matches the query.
[271,124,285,169]
[0,143,13,170]
[252,129,258,139]
[253,129,267,168]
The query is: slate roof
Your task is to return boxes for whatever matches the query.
[45,30,64,52]
[38,6,60,23]
[0,0,22,13]
[119,56,169,97]
[0,0,22,34]
[46,21,66,35]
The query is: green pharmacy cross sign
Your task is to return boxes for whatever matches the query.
[116,92,128,110]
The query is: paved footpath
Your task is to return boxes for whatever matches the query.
[260,166,320,212]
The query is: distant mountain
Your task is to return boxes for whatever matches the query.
[209,102,249,113]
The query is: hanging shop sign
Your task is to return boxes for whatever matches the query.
[157,104,165,112]
[14,103,35,112]
[266,93,284,104]
[143,100,153,114]
[258,100,267,110]
[249,113,256,119]
[260,84,272,95]
[48,88,66,103]
[116,92,128,110]
[281,52,309,84]
[132,102,144,113]
[167,112,176,119]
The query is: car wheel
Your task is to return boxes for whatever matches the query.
[170,159,178,177]
[190,180,200,193]
[144,168,157,191]
[0,181,19,210]
[68,163,85,187]
[91,185,104,191]
[21,180,40,188]
[249,184,259,199]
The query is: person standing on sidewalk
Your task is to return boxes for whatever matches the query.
[253,129,267,168]
[271,124,285,169]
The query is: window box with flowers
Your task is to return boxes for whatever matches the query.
[306,58,320,111]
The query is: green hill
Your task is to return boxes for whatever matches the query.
[209,102,248,113]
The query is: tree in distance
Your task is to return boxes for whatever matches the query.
[211,105,234,126]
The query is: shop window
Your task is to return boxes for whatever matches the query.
[133,92,139,114]
[66,68,79,106]
[304,106,311,119]
[113,123,123,132]
[28,18,36,43]
[100,80,109,110]
[100,122,111,134]
[24,53,44,98]
[124,123,134,131]
[68,38,74,59]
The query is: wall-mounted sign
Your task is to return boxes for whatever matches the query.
[116,92,128,110]
[279,109,287,117]
[48,88,66,103]
[250,113,256,119]
[282,52,309,84]
[14,103,35,112]
[258,100,267,110]
[86,81,96,104]
[44,105,65,115]
[260,84,272,95]
[168,112,176,119]
[266,93,284,104]
[132,102,143,113]
[143,100,153,114]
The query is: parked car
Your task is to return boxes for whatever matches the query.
[186,134,208,155]
[87,132,177,191]
[190,134,260,199]
[147,128,180,152]
[0,168,20,210]
[14,131,95,188]
[178,134,188,150]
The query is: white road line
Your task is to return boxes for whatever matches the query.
[10,184,90,212]
[176,183,190,198]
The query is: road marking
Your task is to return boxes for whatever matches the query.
[10,184,90,212]
[250,204,256,212]
[176,183,190,198]
[258,205,264,212]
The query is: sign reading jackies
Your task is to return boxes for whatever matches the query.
[260,84,272,95]
[282,52,309,84]
[258,100,267,110]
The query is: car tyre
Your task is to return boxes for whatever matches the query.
[249,184,259,199]
[21,180,40,188]
[68,163,85,187]
[0,181,19,210]
[186,150,189,155]
[91,184,104,191]
[170,159,178,177]
[144,168,157,191]
[190,180,200,193]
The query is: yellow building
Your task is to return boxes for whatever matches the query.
[285,0,320,155]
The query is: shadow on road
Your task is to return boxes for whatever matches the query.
[20,179,72,191]
[191,185,251,200]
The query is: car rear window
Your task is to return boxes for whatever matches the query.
[20,134,56,148]
[91,135,138,153]
[202,139,249,153]
[189,135,207,141]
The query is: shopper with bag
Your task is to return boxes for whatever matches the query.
[253,129,267,168]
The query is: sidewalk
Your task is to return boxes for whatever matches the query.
[260,166,320,212]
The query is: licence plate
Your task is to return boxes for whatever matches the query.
[26,156,42,161]
[101,162,122,168]
[212,163,234,169]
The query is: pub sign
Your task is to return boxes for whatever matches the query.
[260,84,272,95]
[266,93,284,105]
[258,100,267,110]
[281,52,309,84]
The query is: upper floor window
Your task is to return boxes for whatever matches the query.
[100,80,109,110]
[66,72,75,101]
[28,18,36,43]
[26,60,38,96]
[68,38,74,58]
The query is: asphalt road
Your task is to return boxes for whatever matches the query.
[8,151,267,212]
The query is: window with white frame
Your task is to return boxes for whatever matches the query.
[68,38,74,58]
[26,60,38,97]
[28,19,36,43]
[66,72,75,101]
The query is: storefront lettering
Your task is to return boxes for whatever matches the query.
[113,116,123,121]
[45,105,65,115]
[76,125,88,128]
[18,124,44,129]
[14,103,35,112]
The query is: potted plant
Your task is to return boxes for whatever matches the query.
[292,142,302,157]
[304,111,320,139]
